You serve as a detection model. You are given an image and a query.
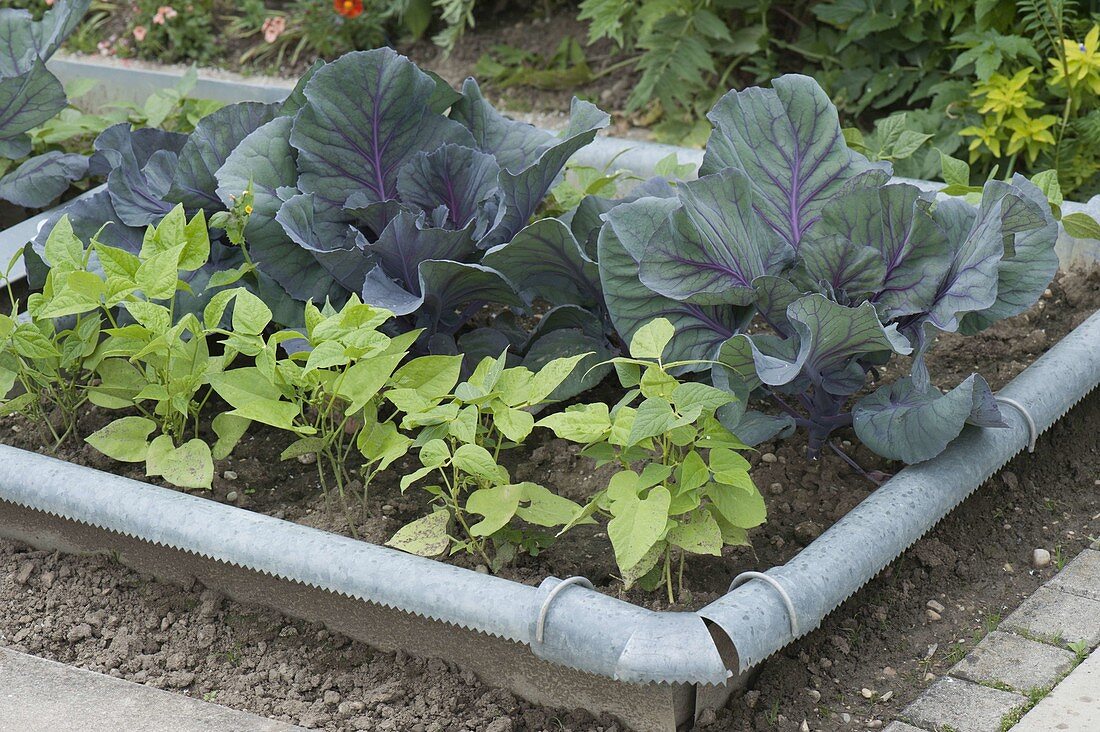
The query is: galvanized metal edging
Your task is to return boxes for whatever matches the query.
[0,310,1096,690]
[0,444,729,687]
[700,309,1100,672]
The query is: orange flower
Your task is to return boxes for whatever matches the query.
[334,0,363,18]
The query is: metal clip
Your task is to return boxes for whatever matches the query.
[729,571,799,637]
[535,576,594,645]
[995,396,1038,453]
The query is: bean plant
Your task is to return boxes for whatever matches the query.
[538,319,765,602]
[208,295,418,530]
[25,206,253,489]
[388,352,590,568]
[1,247,100,448]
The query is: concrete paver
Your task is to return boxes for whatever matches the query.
[950,631,1076,692]
[1012,649,1100,732]
[0,647,302,732]
[1047,548,1100,603]
[902,677,1026,732]
[1001,586,1100,648]
[883,723,927,732]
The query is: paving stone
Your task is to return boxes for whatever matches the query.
[1001,586,1100,648]
[902,677,1025,732]
[950,631,1076,692]
[1047,549,1100,603]
[1013,650,1100,732]
[883,723,928,732]
[0,647,301,732]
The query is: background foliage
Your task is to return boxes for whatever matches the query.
[56,0,1100,197]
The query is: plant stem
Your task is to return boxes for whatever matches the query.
[664,548,674,605]
[678,549,685,597]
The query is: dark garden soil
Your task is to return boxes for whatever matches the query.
[1,265,1099,730]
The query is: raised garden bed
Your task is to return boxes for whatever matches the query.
[3,268,1099,611]
[4,43,1100,732]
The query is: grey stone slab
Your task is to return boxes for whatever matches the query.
[883,723,929,732]
[1002,586,1100,648]
[0,647,302,732]
[950,631,1076,692]
[902,677,1026,732]
[1047,549,1100,603]
[1013,650,1100,732]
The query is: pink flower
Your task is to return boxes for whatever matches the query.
[132,25,147,41]
[262,15,286,43]
[45,0,55,6]
[97,40,111,56]
[152,11,164,24]
[161,6,177,19]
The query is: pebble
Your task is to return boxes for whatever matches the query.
[223,470,238,481]
[769,482,784,495]
[226,491,238,502]
[923,672,935,682]
[807,689,821,702]
[297,452,317,465]
[882,666,896,678]
[1043,288,1053,298]
[744,689,761,708]
[866,721,882,729]
[800,721,810,732]
[14,561,34,585]
[926,599,945,614]
[1032,548,1051,568]
[66,623,92,642]
[861,688,873,699]
[166,671,195,688]
[880,691,893,702]
[484,719,512,732]
[1003,563,1014,574]
[475,565,489,574]
[761,452,778,463]
[323,690,341,705]
[842,713,851,723]
[382,504,396,515]
[926,609,942,621]
[795,520,824,541]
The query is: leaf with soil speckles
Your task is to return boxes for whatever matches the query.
[85,416,156,463]
[146,436,214,490]
[387,510,451,557]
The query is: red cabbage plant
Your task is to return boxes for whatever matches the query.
[599,75,1058,463]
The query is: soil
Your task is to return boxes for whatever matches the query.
[1,266,1099,730]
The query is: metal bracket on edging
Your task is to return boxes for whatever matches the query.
[728,572,798,636]
[995,396,1039,453]
[535,576,594,644]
